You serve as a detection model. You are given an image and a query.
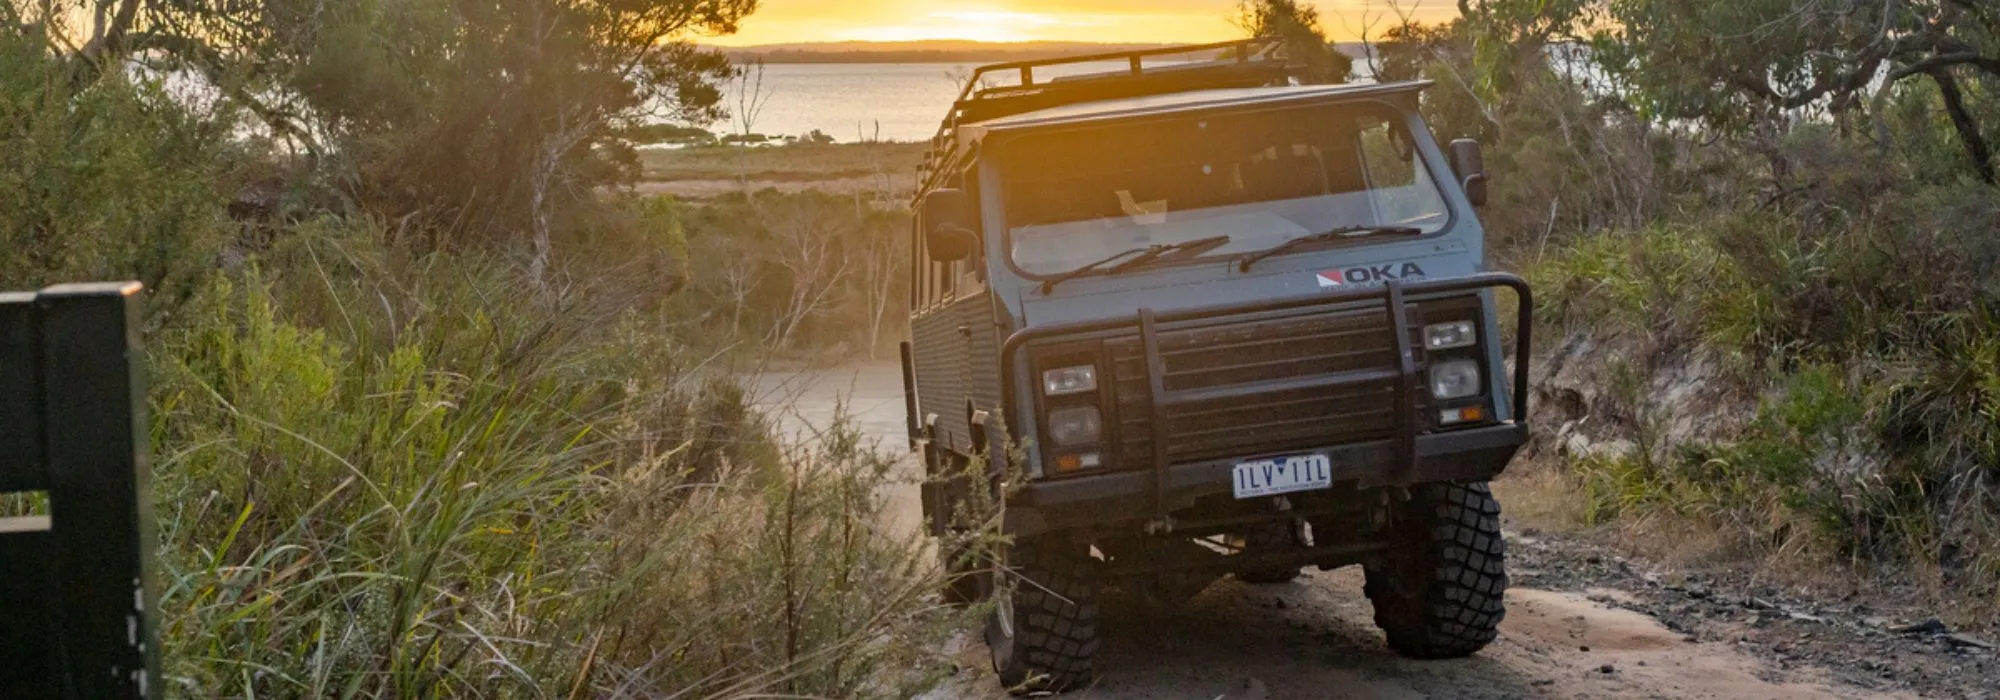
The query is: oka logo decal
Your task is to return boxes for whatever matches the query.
[1316,262,1427,289]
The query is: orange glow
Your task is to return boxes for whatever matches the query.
[701,1,1459,46]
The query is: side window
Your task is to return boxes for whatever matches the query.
[965,171,988,284]
[910,217,925,309]
[1358,121,1417,188]
[1357,116,1447,226]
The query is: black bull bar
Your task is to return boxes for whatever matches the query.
[999,272,1534,530]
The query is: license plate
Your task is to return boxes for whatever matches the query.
[1231,453,1334,499]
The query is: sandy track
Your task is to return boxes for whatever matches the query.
[748,363,1904,700]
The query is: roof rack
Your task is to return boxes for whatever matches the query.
[916,37,1292,196]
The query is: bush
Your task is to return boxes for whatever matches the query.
[2,16,961,699]
[671,190,909,359]
[1531,155,2000,602]
[0,31,229,320]
[148,230,961,696]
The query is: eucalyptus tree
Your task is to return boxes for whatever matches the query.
[1595,0,2000,182]
[12,0,756,283]
[1237,0,1354,84]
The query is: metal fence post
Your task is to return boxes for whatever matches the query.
[0,282,160,700]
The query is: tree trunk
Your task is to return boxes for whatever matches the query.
[1928,67,1995,184]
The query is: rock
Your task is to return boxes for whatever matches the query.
[1788,611,1826,624]
[1579,645,1591,652]
[1893,618,1950,636]
[1598,664,1616,674]
[1531,679,1555,687]
[1274,598,1287,609]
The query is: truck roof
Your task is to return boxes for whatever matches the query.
[960,81,1432,136]
[913,38,1430,198]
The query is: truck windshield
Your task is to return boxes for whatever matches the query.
[1001,102,1450,277]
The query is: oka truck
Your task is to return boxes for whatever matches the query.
[899,38,1533,693]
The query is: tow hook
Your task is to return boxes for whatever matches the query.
[1144,517,1177,535]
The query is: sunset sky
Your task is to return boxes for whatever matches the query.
[706,0,1459,46]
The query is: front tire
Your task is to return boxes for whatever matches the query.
[988,536,1099,693]
[1363,482,1507,658]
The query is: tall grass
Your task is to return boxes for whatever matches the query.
[141,226,962,697]
[0,24,967,697]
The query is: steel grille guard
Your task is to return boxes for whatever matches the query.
[1000,273,1534,529]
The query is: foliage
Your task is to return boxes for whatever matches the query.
[626,123,720,146]
[0,28,228,320]
[0,15,965,695]
[1236,0,1354,84]
[1367,0,2000,601]
[14,0,754,271]
[144,234,962,696]
[1594,0,2000,181]
[670,189,910,358]
[1528,152,2000,598]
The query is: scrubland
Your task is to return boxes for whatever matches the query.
[1395,2,2000,622]
[2,19,958,697]
[8,0,2000,695]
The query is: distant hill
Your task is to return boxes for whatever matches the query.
[715,40,1193,64]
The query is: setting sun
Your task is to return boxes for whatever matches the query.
[702,0,1455,46]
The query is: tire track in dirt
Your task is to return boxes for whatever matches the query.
[749,363,1909,699]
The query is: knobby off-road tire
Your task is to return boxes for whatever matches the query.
[1235,519,1304,584]
[1363,481,1507,659]
[988,537,1100,693]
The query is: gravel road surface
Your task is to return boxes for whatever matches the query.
[750,363,1983,699]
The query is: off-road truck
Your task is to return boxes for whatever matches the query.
[899,38,1533,693]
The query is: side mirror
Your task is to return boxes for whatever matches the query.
[1450,138,1489,207]
[921,188,979,262]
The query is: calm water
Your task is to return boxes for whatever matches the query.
[717,61,1208,143]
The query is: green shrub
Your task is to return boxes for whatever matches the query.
[147,238,960,696]
[0,31,229,318]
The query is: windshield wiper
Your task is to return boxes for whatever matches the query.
[1040,235,1231,293]
[1235,225,1423,272]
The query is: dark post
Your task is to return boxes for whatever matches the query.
[0,282,161,700]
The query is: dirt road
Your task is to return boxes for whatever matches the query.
[749,364,1932,699]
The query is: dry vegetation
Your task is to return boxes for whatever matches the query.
[1,3,958,696]
[634,142,928,200]
[1382,0,2000,621]
[8,0,2000,693]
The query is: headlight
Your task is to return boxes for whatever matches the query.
[1042,365,1098,396]
[1429,359,1482,400]
[1047,406,1103,446]
[1425,321,1477,350]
